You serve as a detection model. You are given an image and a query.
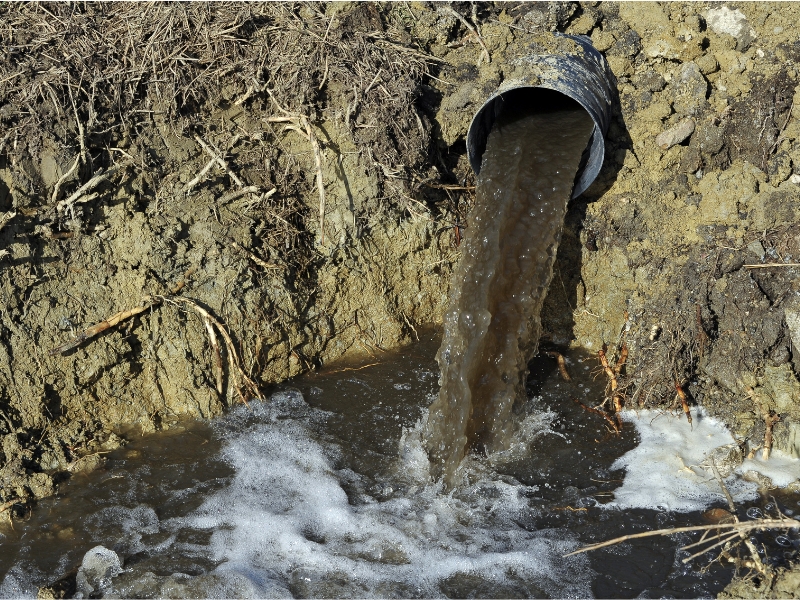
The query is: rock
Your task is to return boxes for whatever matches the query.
[699,443,743,478]
[783,422,800,459]
[790,174,800,185]
[705,6,756,51]
[758,364,800,414]
[746,240,766,260]
[741,470,774,489]
[632,70,666,93]
[75,546,122,599]
[670,62,708,116]
[656,117,695,150]
[784,300,800,359]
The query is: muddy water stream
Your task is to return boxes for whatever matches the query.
[0,332,748,598]
[426,92,595,485]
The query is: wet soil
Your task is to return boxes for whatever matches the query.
[3,2,800,595]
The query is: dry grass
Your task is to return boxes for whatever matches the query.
[0,2,438,260]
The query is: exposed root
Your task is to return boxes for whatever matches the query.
[746,386,782,460]
[50,155,80,204]
[599,339,628,429]
[572,397,620,435]
[161,296,261,405]
[49,302,154,356]
[231,241,284,270]
[265,91,327,246]
[55,161,131,214]
[675,381,693,427]
[547,351,571,381]
[49,294,260,405]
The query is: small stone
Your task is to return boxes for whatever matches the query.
[747,240,766,260]
[670,62,708,116]
[705,6,756,51]
[76,546,122,598]
[790,174,800,185]
[656,117,696,150]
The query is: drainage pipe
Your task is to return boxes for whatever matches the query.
[466,34,615,198]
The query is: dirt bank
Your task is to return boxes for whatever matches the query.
[2,1,800,593]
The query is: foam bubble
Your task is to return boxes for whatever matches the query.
[173,391,593,598]
[740,450,800,488]
[609,409,759,512]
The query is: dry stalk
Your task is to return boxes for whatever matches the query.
[564,517,800,557]
[446,6,490,65]
[710,460,771,581]
[193,134,245,188]
[744,263,800,268]
[50,155,80,204]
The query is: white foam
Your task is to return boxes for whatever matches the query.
[174,392,592,598]
[607,409,800,512]
[740,450,800,488]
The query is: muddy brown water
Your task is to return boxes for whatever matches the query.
[426,92,595,486]
[4,332,790,598]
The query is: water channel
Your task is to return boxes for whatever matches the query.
[6,331,795,597]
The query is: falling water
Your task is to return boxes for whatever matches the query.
[425,92,595,484]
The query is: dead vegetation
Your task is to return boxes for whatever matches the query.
[0,2,443,258]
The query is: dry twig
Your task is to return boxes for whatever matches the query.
[563,517,800,557]
[193,134,245,188]
[446,6,490,65]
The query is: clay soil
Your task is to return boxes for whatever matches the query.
[2,2,800,596]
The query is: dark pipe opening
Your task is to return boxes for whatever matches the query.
[469,87,594,185]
